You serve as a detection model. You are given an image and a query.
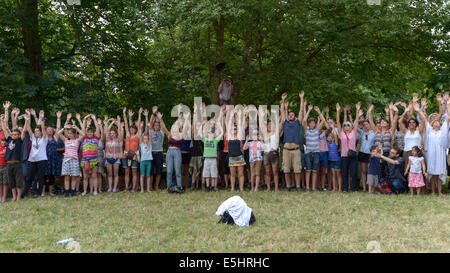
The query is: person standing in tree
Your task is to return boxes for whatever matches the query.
[218,76,233,106]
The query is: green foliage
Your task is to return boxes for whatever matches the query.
[0,0,448,123]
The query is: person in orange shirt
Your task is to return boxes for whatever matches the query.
[122,107,143,192]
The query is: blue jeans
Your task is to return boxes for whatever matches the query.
[166,148,182,188]
[380,177,407,193]
[341,156,358,191]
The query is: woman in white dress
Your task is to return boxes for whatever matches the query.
[417,102,450,195]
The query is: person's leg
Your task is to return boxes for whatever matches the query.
[341,158,349,192]
[112,163,119,191]
[430,175,436,194]
[437,177,443,194]
[174,150,182,188]
[91,166,98,194]
[230,166,236,192]
[255,174,260,192]
[305,170,311,190]
[124,164,130,191]
[183,163,190,189]
[272,163,279,192]
[132,166,138,192]
[264,164,271,191]
[238,166,245,192]
[350,158,358,191]
[166,150,174,189]
[82,168,90,195]
[332,170,338,191]
[140,161,145,192]
[1,184,7,202]
[361,162,368,192]
[28,162,38,196]
[311,153,319,190]
[283,150,292,189]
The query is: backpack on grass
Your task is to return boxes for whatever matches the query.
[377,181,393,195]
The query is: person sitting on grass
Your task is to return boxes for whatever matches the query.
[404,146,426,196]
[367,145,381,194]
[202,122,223,192]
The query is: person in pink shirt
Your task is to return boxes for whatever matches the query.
[336,102,361,192]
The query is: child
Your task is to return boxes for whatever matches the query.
[138,134,152,193]
[56,115,85,198]
[0,137,8,203]
[404,146,426,196]
[202,125,222,192]
[244,130,264,192]
[367,145,381,194]
[327,128,341,192]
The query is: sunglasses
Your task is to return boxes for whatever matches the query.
[343,124,351,127]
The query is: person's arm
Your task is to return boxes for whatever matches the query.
[298,91,304,122]
[39,110,46,139]
[414,103,428,132]
[280,93,287,122]
[243,138,249,150]
[157,113,171,139]
[11,108,19,130]
[21,114,30,140]
[404,160,411,176]
[143,109,149,136]
[421,159,426,176]
[90,114,100,138]
[380,154,400,165]
[398,104,408,134]
[117,116,124,142]
[367,104,376,132]
[388,103,396,135]
[123,107,129,137]
[64,113,72,128]
[128,109,134,132]
[324,106,330,122]
[353,102,361,134]
[303,104,312,128]
[332,128,339,145]
[384,106,390,124]
[74,125,85,143]
[24,109,33,137]
[315,106,326,130]
[30,109,39,127]
[1,114,10,138]
[137,107,143,136]
[217,81,223,94]
[3,101,11,126]
[336,103,342,134]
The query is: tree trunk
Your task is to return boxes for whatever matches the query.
[20,0,42,96]
[209,16,225,105]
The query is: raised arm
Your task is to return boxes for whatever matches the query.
[336,103,342,134]
[397,104,408,134]
[22,114,30,140]
[0,114,10,138]
[137,107,143,136]
[353,102,361,134]
[367,104,376,132]
[25,109,33,137]
[123,107,129,137]
[315,106,326,130]
[158,113,171,138]
[389,102,397,135]
[302,104,312,128]
[30,109,39,127]
[3,101,10,126]
[11,107,19,130]
[280,93,287,122]
[91,114,101,138]
[298,91,305,122]
[38,110,46,139]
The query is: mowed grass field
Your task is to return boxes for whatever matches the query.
[0,190,449,253]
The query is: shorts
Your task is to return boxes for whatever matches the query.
[7,163,23,188]
[250,161,262,176]
[358,152,370,163]
[304,152,320,172]
[81,160,99,170]
[140,160,152,176]
[151,152,163,174]
[105,158,120,165]
[301,151,306,170]
[367,174,379,187]
[319,152,328,167]
[329,160,341,171]
[229,155,246,167]
[264,151,279,166]
[282,149,302,173]
[0,165,8,185]
[97,156,105,174]
[121,158,139,169]
[221,152,230,174]
[61,158,80,177]
[189,156,203,176]
[203,158,218,178]
[181,153,191,165]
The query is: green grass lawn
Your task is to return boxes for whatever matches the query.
[0,190,449,253]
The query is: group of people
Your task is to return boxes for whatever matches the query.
[0,91,449,202]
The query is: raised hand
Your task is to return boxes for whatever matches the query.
[281,92,287,101]
[299,90,304,99]
[39,110,45,118]
[66,113,72,121]
[314,106,320,113]
[56,111,62,118]
[367,104,374,113]
[123,107,127,113]
[413,93,419,103]
[436,93,442,102]
[143,109,149,117]
[324,106,329,113]
[336,103,341,112]
[139,107,143,114]
[308,104,313,111]
[75,113,81,121]
[157,112,163,120]
[3,101,11,109]
[356,102,361,111]
[421,98,427,109]
[128,109,134,117]
[444,92,449,102]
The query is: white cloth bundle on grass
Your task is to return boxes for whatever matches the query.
[216,196,253,227]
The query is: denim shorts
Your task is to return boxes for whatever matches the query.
[319,152,328,167]
[328,160,341,171]
[304,152,320,171]
[121,158,139,169]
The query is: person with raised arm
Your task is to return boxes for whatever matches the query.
[80,114,102,196]
[1,108,30,201]
[159,105,190,192]
[202,121,223,192]
[336,102,361,192]
[56,113,85,198]
[122,107,142,192]
[138,109,153,193]
[0,102,11,202]
[26,109,48,197]
[279,91,304,192]
[302,105,326,191]
[357,107,375,193]
[261,113,281,192]
[418,100,449,195]
[104,116,123,193]
[96,116,106,193]
[43,111,64,197]
[149,106,164,190]
[327,125,341,192]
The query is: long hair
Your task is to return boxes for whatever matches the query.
[412,146,423,157]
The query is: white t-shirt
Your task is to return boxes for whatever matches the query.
[263,134,279,153]
[409,156,424,173]
[216,196,253,227]
[29,134,48,162]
